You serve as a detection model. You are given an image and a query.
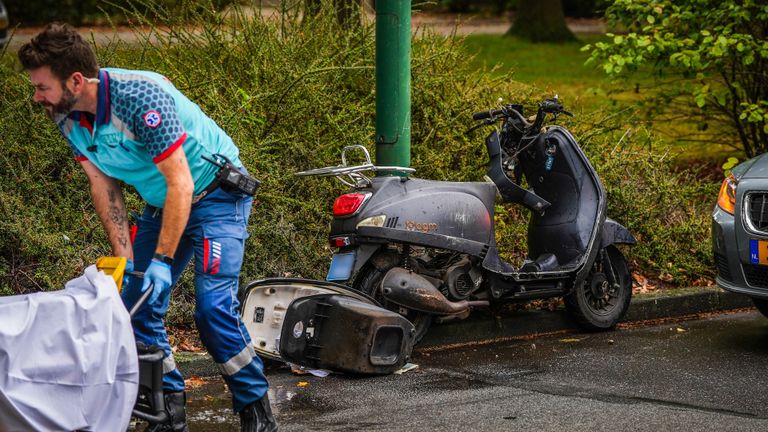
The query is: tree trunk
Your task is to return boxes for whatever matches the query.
[507,0,575,43]
[304,0,362,29]
[304,0,322,18]
[335,0,361,29]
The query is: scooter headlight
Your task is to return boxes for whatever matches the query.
[717,174,738,215]
[356,215,387,229]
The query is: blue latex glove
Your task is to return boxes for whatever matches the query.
[142,259,173,305]
[123,258,134,289]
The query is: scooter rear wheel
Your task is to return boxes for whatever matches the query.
[564,245,632,331]
[353,251,432,344]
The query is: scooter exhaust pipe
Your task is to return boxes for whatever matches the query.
[381,267,471,315]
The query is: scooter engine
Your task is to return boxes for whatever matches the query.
[443,257,483,300]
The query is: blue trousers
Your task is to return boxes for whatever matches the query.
[121,186,268,413]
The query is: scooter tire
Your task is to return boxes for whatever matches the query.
[353,251,432,344]
[565,245,632,331]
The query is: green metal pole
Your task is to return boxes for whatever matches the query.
[375,0,411,172]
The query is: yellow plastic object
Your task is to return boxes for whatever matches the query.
[96,256,127,291]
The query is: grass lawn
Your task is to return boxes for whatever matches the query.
[461,34,637,111]
[461,34,740,162]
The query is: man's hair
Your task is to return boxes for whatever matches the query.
[18,23,98,81]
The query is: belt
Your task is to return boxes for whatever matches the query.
[191,178,220,204]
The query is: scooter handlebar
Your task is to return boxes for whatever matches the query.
[472,108,505,121]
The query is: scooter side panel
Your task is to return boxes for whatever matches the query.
[332,177,498,248]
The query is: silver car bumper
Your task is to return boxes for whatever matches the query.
[712,205,768,300]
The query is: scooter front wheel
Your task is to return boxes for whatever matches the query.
[564,245,632,331]
[353,251,433,344]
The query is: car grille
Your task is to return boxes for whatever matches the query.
[714,253,732,282]
[743,264,768,288]
[745,193,768,233]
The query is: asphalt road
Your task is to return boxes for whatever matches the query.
[134,310,768,431]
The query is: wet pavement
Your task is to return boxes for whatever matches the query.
[132,310,768,431]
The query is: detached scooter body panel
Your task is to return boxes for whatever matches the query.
[239,279,415,375]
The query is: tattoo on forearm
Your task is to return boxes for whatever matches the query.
[107,188,129,250]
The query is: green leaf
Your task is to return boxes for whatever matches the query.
[695,93,706,108]
[722,157,739,171]
[647,15,656,24]
[614,35,625,44]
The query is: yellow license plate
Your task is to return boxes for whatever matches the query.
[750,239,768,265]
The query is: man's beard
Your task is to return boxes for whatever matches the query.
[42,86,77,120]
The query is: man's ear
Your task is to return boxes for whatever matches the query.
[69,72,85,93]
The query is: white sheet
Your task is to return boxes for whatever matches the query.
[0,265,138,431]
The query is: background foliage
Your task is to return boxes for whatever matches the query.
[0,1,716,323]
[3,0,240,26]
[585,0,768,158]
[425,0,609,17]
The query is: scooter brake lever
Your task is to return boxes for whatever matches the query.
[465,118,495,135]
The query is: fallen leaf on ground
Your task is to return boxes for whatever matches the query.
[559,338,584,343]
[297,381,309,388]
[185,375,207,389]
[178,341,202,352]
[692,277,715,287]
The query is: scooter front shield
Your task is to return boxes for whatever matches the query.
[239,278,375,360]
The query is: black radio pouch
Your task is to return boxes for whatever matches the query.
[203,154,260,196]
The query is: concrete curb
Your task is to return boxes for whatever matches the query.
[419,287,754,348]
[175,288,755,377]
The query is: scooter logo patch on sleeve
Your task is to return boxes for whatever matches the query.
[143,110,162,129]
[203,239,222,275]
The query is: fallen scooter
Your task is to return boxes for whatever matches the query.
[296,97,636,342]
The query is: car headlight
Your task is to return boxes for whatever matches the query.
[717,174,738,214]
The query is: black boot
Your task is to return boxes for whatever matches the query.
[239,393,278,432]
[145,391,189,432]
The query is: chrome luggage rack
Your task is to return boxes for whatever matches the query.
[295,145,415,188]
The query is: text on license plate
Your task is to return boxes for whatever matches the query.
[749,239,768,265]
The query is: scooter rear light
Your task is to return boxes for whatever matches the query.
[333,192,371,217]
[330,237,352,248]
